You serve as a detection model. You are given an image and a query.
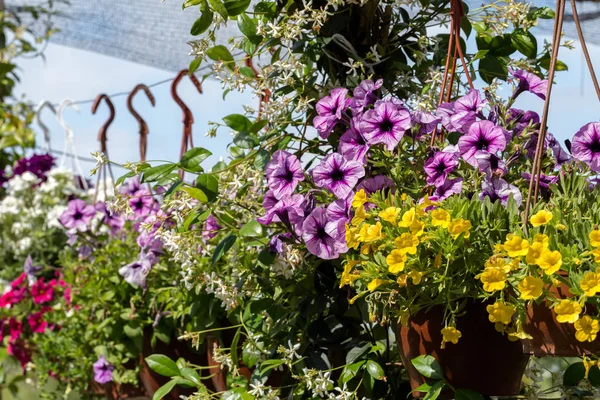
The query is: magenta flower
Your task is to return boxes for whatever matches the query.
[13,153,54,181]
[314,88,352,138]
[356,175,395,195]
[28,309,48,334]
[429,178,463,202]
[339,125,370,164]
[510,68,548,100]
[301,207,348,260]
[31,279,54,305]
[360,101,411,151]
[351,79,383,112]
[129,189,154,219]
[479,176,522,207]
[93,355,114,384]
[9,318,22,341]
[202,215,222,240]
[572,123,600,172]
[265,150,304,200]
[0,288,26,308]
[59,199,96,232]
[7,340,30,370]
[424,152,458,186]
[312,153,365,198]
[458,121,507,166]
[118,251,153,289]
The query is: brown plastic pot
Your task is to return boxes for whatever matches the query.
[523,280,600,356]
[397,302,529,397]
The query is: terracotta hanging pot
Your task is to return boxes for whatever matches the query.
[397,301,529,398]
[522,279,600,356]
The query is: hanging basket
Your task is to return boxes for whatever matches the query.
[397,302,529,397]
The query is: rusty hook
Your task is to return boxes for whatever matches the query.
[91,94,116,155]
[127,84,156,162]
[171,69,203,161]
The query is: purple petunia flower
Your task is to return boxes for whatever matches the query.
[326,194,352,223]
[572,123,600,172]
[268,235,285,254]
[546,132,571,165]
[351,79,383,112]
[258,193,306,232]
[118,251,154,289]
[454,89,488,114]
[475,151,507,176]
[458,121,507,166]
[312,153,365,198]
[522,172,559,189]
[93,355,114,384]
[59,199,96,232]
[23,256,42,287]
[356,175,395,195]
[429,178,463,202]
[314,88,352,138]
[479,176,522,207]
[360,101,412,151]
[302,207,348,260]
[507,108,540,136]
[202,215,222,240]
[423,151,458,186]
[129,190,154,219]
[95,202,125,234]
[339,124,370,164]
[510,68,548,100]
[121,178,142,196]
[265,150,305,200]
[13,154,55,181]
[411,111,440,138]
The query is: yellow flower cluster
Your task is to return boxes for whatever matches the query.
[441,326,461,349]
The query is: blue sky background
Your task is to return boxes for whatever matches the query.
[13,29,600,176]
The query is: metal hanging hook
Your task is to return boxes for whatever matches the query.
[127,84,156,162]
[35,100,56,152]
[92,94,117,202]
[171,69,203,162]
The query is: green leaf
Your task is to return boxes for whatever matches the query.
[528,6,555,20]
[174,377,197,388]
[141,164,177,183]
[564,362,585,386]
[153,379,178,400]
[196,174,219,202]
[213,234,237,264]
[181,147,212,172]
[239,220,263,237]
[411,355,444,380]
[183,0,204,9]
[191,8,214,35]
[254,149,270,170]
[206,45,233,64]
[539,53,568,71]
[233,131,259,149]
[339,361,365,384]
[424,381,445,400]
[146,355,180,377]
[223,114,252,132]
[237,13,257,38]
[478,54,508,84]
[365,360,385,380]
[189,57,202,74]
[230,327,241,367]
[207,0,228,20]
[346,343,371,364]
[224,0,251,16]
[124,324,142,338]
[250,119,268,134]
[180,368,201,386]
[454,389,484,400]
[511,29,537,59]
[182,187,208,202]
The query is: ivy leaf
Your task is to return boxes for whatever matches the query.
[180,147,212,172]
[207,0,228,20]
[239,220,264,237]
[511,29,537,59]
[152,380,177,400]
[223,114,252,132]
[146,355,180,377]
[411,355,444,380]
[196,174,219,202]
[213,235,237,264]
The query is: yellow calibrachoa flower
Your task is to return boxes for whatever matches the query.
[359,222,385,243]
[503,234,529,257]
[434,252,443,268]
[479,267,507,292]
[408,271,423,285]
[493,243,504,253]
[398,208,416,228]
[530,210,553,227]
[379,207,400,225]
[440,326,461,349]
[590,230,600,248]
[574,315,600,342]
[525,242,545,265]
[554,299,582,323]
[351,206,368,226]
[409,219,425,236]
[394,233,419,255]
[345,224,361,250]
[583,356,598,379]
[485,256,511,273]
[447,218,471,239]
[431,209,450,228]
[339,260,360,288]
[352,189,369,209]
[592,247,600,264]
[486,302,516,324]
[386,250,407,274]
[507,323,533,341]
[518,276,544,300]
[580,271,600,297]
[537,249,563,275]
[367,278,386,292]
[533,234,549,248]
[397,274,408,287]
